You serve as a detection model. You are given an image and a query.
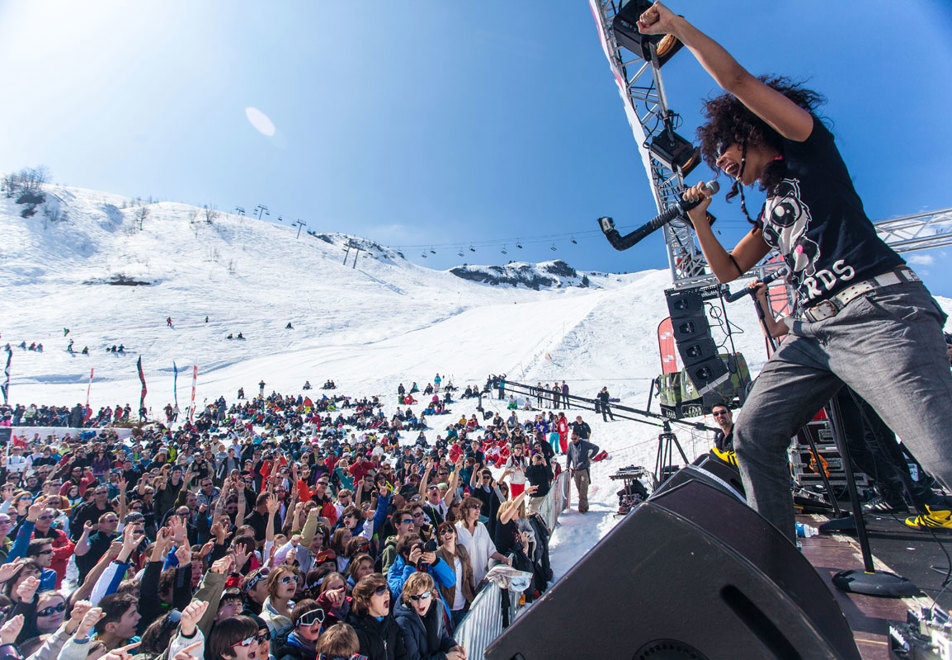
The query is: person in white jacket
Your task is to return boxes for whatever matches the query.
[455,496,510,585]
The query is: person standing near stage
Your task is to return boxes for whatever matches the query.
[637,2,952,542]
[596,387,614,422]
[566,432,599,514]
[711,403,734,453]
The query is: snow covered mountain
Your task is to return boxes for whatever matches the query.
[3,180,951,578]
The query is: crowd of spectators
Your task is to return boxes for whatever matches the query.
[0,376,579,660]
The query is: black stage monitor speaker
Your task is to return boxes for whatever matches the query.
[485,478,860,660]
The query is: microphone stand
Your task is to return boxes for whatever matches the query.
[747,289,916,597]
[827,393,918,597]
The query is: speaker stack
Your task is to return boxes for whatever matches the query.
[485,470,860,660]
[665,288,729,397]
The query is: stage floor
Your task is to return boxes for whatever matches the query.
[800,511,952,659]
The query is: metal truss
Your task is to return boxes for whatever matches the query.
[873,207,952,254]
[590,2,952,293]
[589,0,707,283]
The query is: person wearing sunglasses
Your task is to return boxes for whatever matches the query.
[241,568,272,616]
[271,599,324,660]
[33,590,68,636]
[206,615,262,660]
[261,566,297,636]
[434,523,475,630]
[348,574,405,660]
[394,572,464,660]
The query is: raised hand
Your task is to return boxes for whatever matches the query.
[101,641,140,660]
[199,540,215,557]
[178,600,209,637]
[231,544,249,571]
[153,527,174,561]
[0,615,24,644]
[171,639,204,660]
[169,515,187,544]
[266,494,280,516]
[75,607,104,639]
[175,543,192,567]
[210,554,234,575]
[117,476,128,492]
[65,600,93,635]
[16,575,40,603]
[635,1,678,36]
[0,561,22,583]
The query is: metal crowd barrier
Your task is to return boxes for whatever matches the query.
[453,576,520,660]
[534,470,570,534]
[455,472,571,658]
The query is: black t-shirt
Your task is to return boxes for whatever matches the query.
[757,115,903,307]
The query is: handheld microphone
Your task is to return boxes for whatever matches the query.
[598,180,719,252]
[723,267,788,303]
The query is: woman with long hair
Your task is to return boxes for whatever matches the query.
[348,573,405,660]
[636,2,952,540]
[435,522,475,630]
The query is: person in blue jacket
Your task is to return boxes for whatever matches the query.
[387,534,455,623]
[393,572,464,660]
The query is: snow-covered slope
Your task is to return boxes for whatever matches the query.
[3,181,951,580]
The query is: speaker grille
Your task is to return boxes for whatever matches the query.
[633,639,709,660]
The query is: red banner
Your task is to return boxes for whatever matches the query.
[657,317,678,374]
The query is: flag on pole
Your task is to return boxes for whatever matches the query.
[1,349,10,406]
[86,368,94,408]
[137,356,147,415]
[189,365,197,422]
[173,362,179,407]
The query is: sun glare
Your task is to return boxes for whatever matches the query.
[245,107,277,137]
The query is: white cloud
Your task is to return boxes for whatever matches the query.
[908,254,935,266]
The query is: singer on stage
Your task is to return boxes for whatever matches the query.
[637,2,952,542]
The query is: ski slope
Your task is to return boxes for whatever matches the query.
[2,182,951,580]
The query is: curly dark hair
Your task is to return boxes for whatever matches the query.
[696,76,825,218]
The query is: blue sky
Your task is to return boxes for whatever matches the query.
[2,1,951,296]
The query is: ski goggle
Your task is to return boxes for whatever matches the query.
[296,607,325,628]
[407,590,434,602]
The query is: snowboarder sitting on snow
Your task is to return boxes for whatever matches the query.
[286,322,293,329]
[117,345,125,354]
[237,332,244,340]
[81,346,89,355]
[303,381,312,390]
[226,333,233,339]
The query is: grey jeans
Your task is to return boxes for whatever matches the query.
[734,281,952,543]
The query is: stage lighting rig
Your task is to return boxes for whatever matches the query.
[648,122,701,176]
[612,0,683,67]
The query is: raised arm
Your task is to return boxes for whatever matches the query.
[637,2,812,142]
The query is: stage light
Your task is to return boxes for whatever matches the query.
[648,128,701,176]
[611,0,683,67]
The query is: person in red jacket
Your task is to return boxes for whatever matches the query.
[556,413,570,454]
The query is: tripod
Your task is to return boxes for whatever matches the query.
[654,421,688,488]
[747,287,917,598]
